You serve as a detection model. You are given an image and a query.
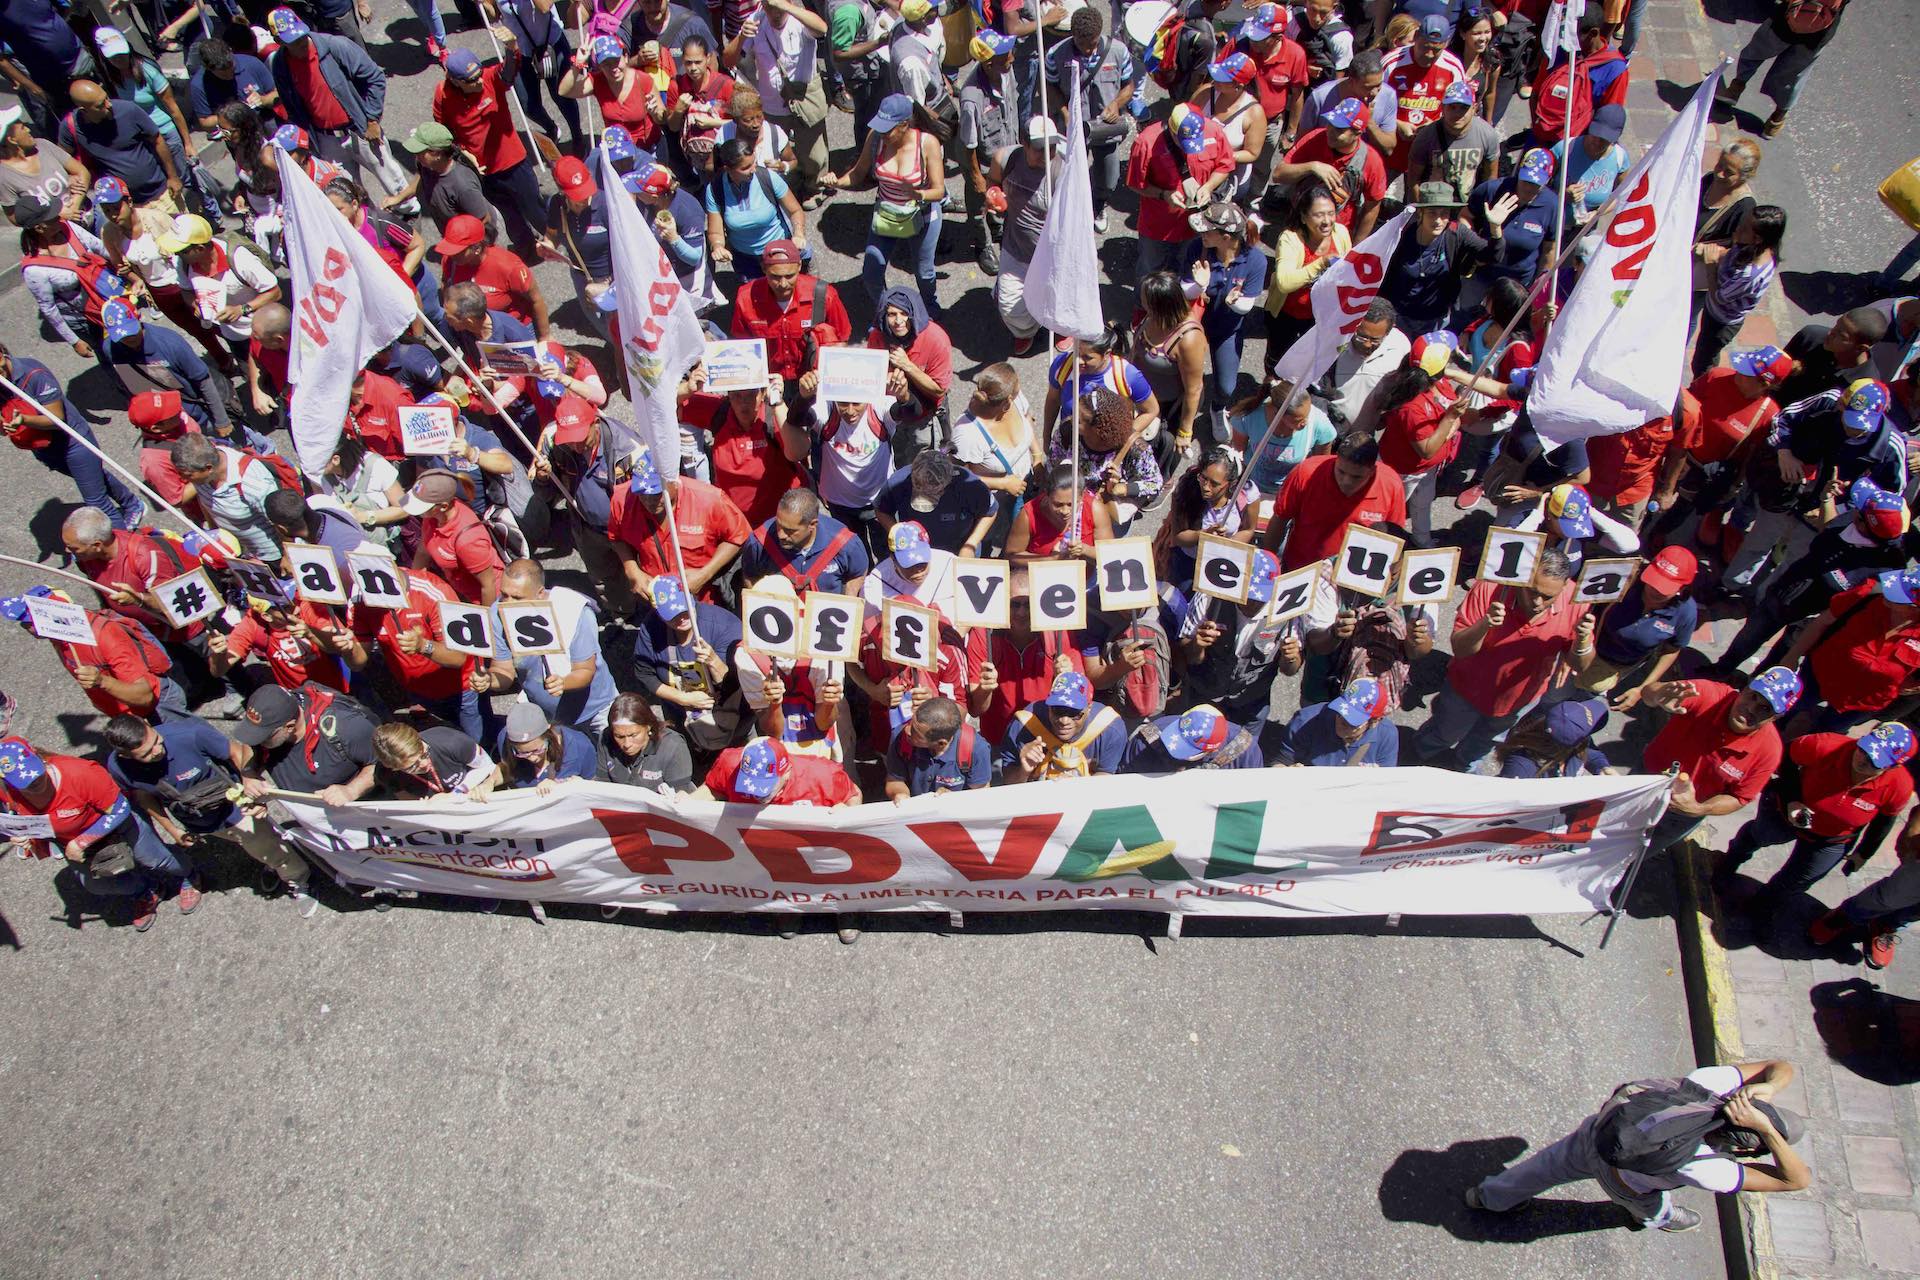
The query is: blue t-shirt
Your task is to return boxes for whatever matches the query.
[1549,137,1630,217]
[1272,703,1400,767]
[105,715,239,833]
[1500,418,1589,490]
[491,594,619,730]
[0,0,83,75]
[632,601,742,722]
[1501,746,1609,779]
[372,341,446,399]
[59,99,168,202]
[8,355,65,425]
[994,704,1128,776]
[189,55,274,122]
[494,722,600,785]
[885,725,992,795]
[704,169,792,258]
[737,514,871,594]
[1596,588,1699,667]
[1185,240,1271,340]
[1469,176,1564,283]
[1237,403,1336,495]
[1048,351,1153,425]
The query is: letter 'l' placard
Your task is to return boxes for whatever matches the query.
[1397,546,1460,607]
[1028,558,1087,631]
[1331,523,1404,599]
[951,558,1011,629]
[739,588,801,660]
[1094,538,1155,610]
[801,592,862,662]
[882,596,939,671]
[1478,527,1547,586]
[286,543,348,605]
[1576,557,1641,604]
[437,601,495,657]
[1193,533,1254,603]
[498,600,563,656]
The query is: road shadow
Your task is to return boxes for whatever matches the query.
[1705,876,1840,962]
[1810,977,1920,1086]
[1779,268,1892,319]
[1380,1139,1633,1241]
[1654,78,1700,114]
[27,498,73,560]
[1701,0,1772,22]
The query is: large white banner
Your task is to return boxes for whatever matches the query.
[279,769,1669,920]
[1273,208,1412,392]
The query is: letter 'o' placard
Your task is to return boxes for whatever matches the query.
[739,588,801,660]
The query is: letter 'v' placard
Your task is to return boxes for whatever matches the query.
[951,558,1011,629]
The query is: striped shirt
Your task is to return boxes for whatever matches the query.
[1704,246,1776,324]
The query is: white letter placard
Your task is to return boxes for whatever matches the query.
[1193,533,1254,603]
[497,600,563,656]
[1477,528,1548,586]
[801,592,862,662]
[153,568,222,627]
[1397,546,1460,607]
[881,596,940,671]
[1027,558,1087,631]
[951,557,1011,629]
[739,588,802,660]
[1576,557,1641,604]
[286,543,349,606]
[437,601,495,657]
[347,550,410,609]
[1331,523,1405,599]
[1094,537,1155,611]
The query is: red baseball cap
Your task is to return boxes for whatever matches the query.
[554,156,596,198]
[761,239,802,268]
[552,394,599,444]
[433,213,487,256]
[128,389,183,429]
[1639,546,1697,594]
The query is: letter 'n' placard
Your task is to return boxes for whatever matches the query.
[1478,527,1547,586]
[347,550,410,609]
[1332,523,1404,599]
[1266,562,1322,625]
[739,588,801,660]
[951,558,1011,629]
[882,596,939,671]
[1193,533,1254,603]
[801,592,862,662]
[1027,558,1086,631]
[1093,538,1155,610]
[437,602,495,657]
[1576,557,1641,604]
[498,601,563,656]
[1397,546,1460,606]
[286,542,348,605]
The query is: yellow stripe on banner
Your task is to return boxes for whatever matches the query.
[1086,841,1179,879]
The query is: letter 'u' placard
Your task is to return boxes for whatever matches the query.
[1028,558,1087,631]
[1576,557,1641,604]
[1478,527,1547,586]
[286,543,348,606]
[739,588,801,660]
[951,558,1011,629]
[1397,546,1460,606]
[882,596,939,671]
[802,592,862,662]
[1094,538,1155,610]
[347,550,410,609]
[1193,533,1254,603]
[1332,523,1404,599]
[437,601,495,657]
[498,601,563,656]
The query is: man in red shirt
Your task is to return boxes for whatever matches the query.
[334,567,485,739]
[406,470,505,604]
[607,445,751,602]
[702,736,859,807]
[1650,345,1790,525]
[679,372,808,525]
[730,240,850,390]
[2,588,188,721]
[210,595,351,692]
[1413,546,1591,769]
[347,367,414,460]
[1640,667,1799,855]
[1717,723,1916,915]
[1261,433,1407,570]
[128,390,202,506]
[1125,103,1235,282]
[1234,3,1307,164]
[432,37,546,251]
[60,507,208,651]
[1271,97,1386,235]
[435,213,552,341]
[967,567,1090,744]
[1781,569,1920,733]
[1381,15,1466,171]
[246,303,293,423]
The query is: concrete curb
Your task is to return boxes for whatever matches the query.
[1674,840,1779,1280]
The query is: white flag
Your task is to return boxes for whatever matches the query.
[600,149,706,476]
[277,145,418,473]
[1540,0,1581,61]
[1526,67,1723,448]
[1271,208,1413,393]
[1025,63,1104,341]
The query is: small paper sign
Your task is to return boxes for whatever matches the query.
[1265,562,1322,625]
[437,601,495,657]
[1094,538,1156,611]
[1397,547,1461,606]
[400,403,457,457]
[1332,523,1406,600]
[226,556,288,606]
[153,568,223,627]
[0,811,55,839]
[1027,558,1087,631]
[739,588,802,660]
[477,338,545,376]
[801,592,863,662]
[287,543,349,605]
[702,339,769,393]
[1478,527,1548,586]
[952,558,1012,629]
[1193,533,1255,603]
[816,346,890,405]
[497,600,564,655]
[23,595,97,645]
[1576,557,1641,604]
[880,595,940,671]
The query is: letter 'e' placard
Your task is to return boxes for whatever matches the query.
[951,558,1011,629]
[739,588,801,660]
[1397,546,1460,606]
[1193,533,1254,603]
[881,596,939,671]
[801,592,862,662]
[497,601,563,656]
[1576,557,1641,604]
[1094,538,1155,610]
[436,602,494,657]
[1478,527,1547,586]
[286,543,349,605]
[347,550,410,609]
[1265,562,1322,625]
[153,568,223,627]
[1332,523,1404,599]
[1028,558,1086,631]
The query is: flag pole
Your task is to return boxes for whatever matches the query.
[578,16,604,146]
[0,552,121,592]
[482,23,554,183]
[1547,35,1577,308]
[615,359,704,646]
[412,313,545,457]
[1036,0,1058,376]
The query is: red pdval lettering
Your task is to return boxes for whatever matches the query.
[296,298,329,348]
[742,828,900,884]
[907,813,1065,881]
[321,246,349,281]
[592,808,733,875]
[1346,252,1382,285]
[1606,174,1657,283]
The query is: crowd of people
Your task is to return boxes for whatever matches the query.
[0,0,1912,964]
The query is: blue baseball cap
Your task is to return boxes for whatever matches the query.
[869,93,915,135]
[601,124,638,163]
[0,595,28,624]
[971,28,1016,59]
[1517,147,1555,185]
[1545,696,1609,746]
[1546,483,1595,539]
[1441,80,1476,107]
[1860,722,1919,769]
[1168,103,1210,155]
[731,738,788,800]
[1246,548,1281,604]
[268,7,311,41]
[650,574,691,621]
[1879,567,1920,606]
[1046,671,1092,713]
[890,520,932,569]
[1729,344,1792,384]
[1329,677,1390,727]
[1748,666,1803,716]
[1209,52,1254,84]
[1159,705,1231,760]
[591,34,626,63]
[90,175,129,206]
[446,48,483,80]
[627,445,665,496]
[1322,96,1367,130]
[1841,378,1891,435]
[1420,13,1452,41]
[1237,2,1281,40]
[101,297,141,342]
[272,123,310,152]
[0,741,46,788]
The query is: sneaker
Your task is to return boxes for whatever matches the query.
[175,878,203,914]
[831,88,855,113]
[837,925,861,945]
[1867,931,1899,970]
[1657,1206,1702,1233]
[130,891,160,932]
[1093,212,1109,233]
[1010,333,1038,358]
[1762,110,1787,138]
[977,241,1001,275]
[198,691,246,719]
[120,497,147,528]
[1808,908,1849,946]
[779,925,799,939]
[1463,1186,1488,1211]
[289,886,319,919]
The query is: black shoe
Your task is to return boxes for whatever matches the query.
[1658,1206,1702,1233]
[977,241,1001,275]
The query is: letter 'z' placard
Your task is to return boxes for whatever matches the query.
[1397,546,1460,606]
[1478,527,1548,586]
[347,550,410,609]
[881,596,939,671]
[437,601,495,657]
[153,567,223,627]
[1576,557,1641,604]
[1332,523,1405,599]
[1093,538,1155,610]
[1193,533,1254,603]
[801,592,862,662]
[1027,558,1087,631]
[951,558,1011,629]
[739,588,801,660]
[1265,562,1322,624]
[286,543,349,605]
[497,601,563,656]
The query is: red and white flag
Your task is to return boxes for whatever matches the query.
[1526,66,1724,447]
[277,146,418,473]
[1271,208,1412,393]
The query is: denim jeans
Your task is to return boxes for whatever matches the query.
[862,204,943,319]
[1721,795,1853,901]
[1734,21,1822,112]
[1208,325,1247,409]
[410,0,447,41]
[38,427,142,528]
[421,687,488,743]
[1412,681,1517,773]
[1135,236,1183,284]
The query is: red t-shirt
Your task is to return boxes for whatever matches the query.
[446,246,537,326]
[689,395,803,526]
[433,64,528,173]
[964,629,1087,745]
[249,336,290,394]
[1384,54,1463,170]
[1809,581,1920,713]
[865,325,954,395]
[731,277,849,381]
[285,42,350,130]
[139,430,200,506]
[1587,416,1675,506]
[1790,733,1916,839]
[703,749,857,806]
[225,600,350,691]
[1643,679,1782,806]
[80,528,198,637]
[1270,454,1408,570]
[1243,36,1308,118]
[858,616,966,747]
[1020,492,1099,557]
[1378,384,1457,475]
[6,755,125,844]
[1679,368,1778,466]
[55,614,169,719]
[1125,120,1236,242]
[608,476,751,595]
[1283,129,1387,227]
[420,501,504,602]
[1446,579,1588,717]
[349,370,412,460]
[347,569,475,701]
[594,70,679,150]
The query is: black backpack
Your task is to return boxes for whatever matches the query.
[1592,1077,1727,1176]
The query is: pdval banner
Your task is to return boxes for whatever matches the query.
[279,769,1670,920]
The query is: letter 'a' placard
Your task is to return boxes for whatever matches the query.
[1477,527,1548,586]
[881,595,939,671]
[1577,557,1641,604]
[951,558,1011,629]
[286,543,348,605]
[153,567,223,628]
[498,601,563,656]
[1193,533,1254,603]
[1332,523,1404,599]
[1266,562,1322,625]
[347,550,410,609]
[1028,558,1087,631]
[739,588,801,660]
[801,592,862,662]
[1094,538,1155,611]
[437,601,495,657]
[1397,546,1460,606]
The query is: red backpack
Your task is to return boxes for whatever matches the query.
[1783,0,1845,33]
[1529,57,1593,144]
[20,230,125,330]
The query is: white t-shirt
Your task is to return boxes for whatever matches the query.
[1615,1065,1749,1196]
[951,397,1036,480]
[716,118,792,170]
[748,17,817,109]
[816,407,893,508]
[185,242,279,341]
[861,547,957,623]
